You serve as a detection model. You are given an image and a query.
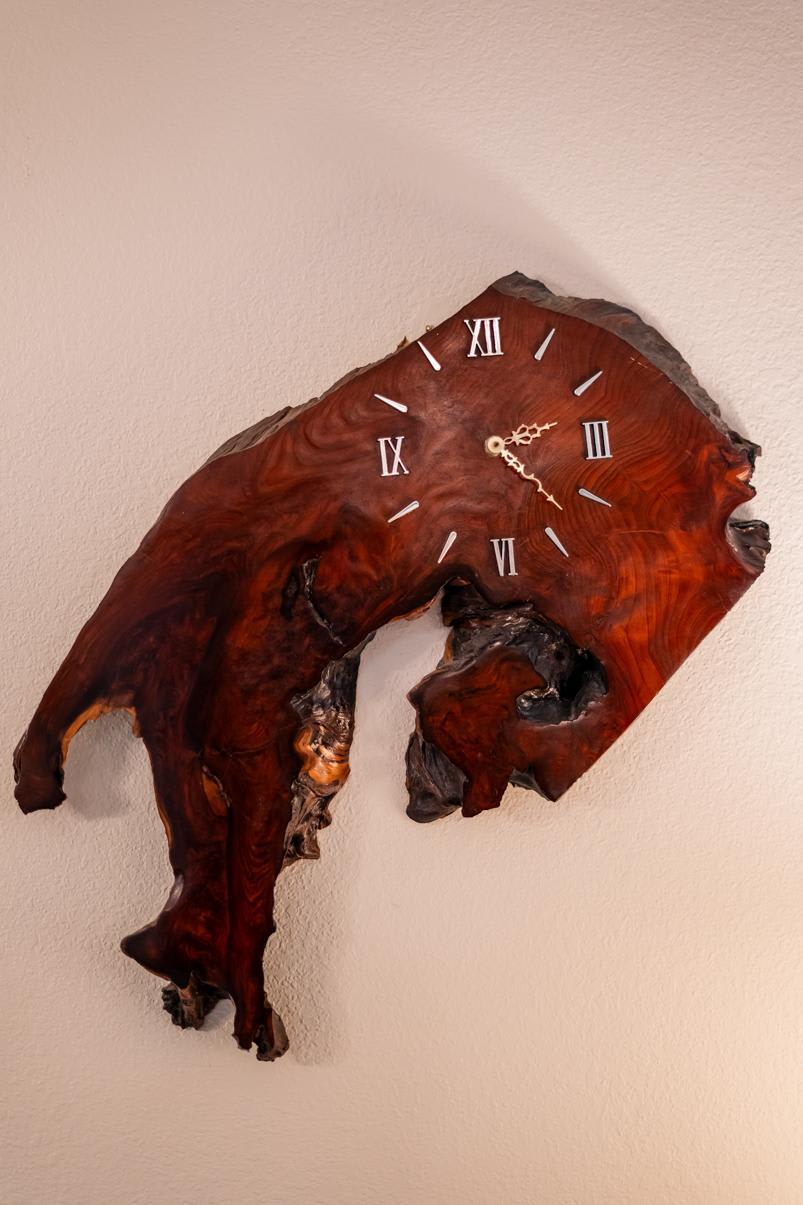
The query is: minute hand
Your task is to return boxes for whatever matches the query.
[499,447,563,510]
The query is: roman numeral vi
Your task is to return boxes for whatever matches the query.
[491,537,517,576]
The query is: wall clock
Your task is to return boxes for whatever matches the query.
[14,272,770,1061]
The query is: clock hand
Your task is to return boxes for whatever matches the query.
[498,447,563,510]
[507,421,558,445]
[484,422,563,510]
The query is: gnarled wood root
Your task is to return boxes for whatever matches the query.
[162,976,226,1030]
[407,583,608,819]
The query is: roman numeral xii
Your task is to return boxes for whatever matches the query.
[465,317,503,357]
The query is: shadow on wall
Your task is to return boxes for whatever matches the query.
[261,82,625,303]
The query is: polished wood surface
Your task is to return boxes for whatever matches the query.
[13,273,769,1060]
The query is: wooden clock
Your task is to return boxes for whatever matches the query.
[14,272,769,1061]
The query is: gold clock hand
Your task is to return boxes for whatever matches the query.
[499,447,563,510]
[507,421,558,445]
[484,422,563,510]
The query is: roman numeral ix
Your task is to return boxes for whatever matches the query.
[491,537,517,576]
[377,436,409,477]
[465,316,503,357]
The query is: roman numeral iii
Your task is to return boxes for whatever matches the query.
[465,317,503,357]
[582,420,612,460]
[377,436,409,477]
[490,537,517,576]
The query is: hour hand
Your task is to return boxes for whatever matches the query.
[509,421,557,445]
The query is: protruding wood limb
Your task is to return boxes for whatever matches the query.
[253,999,290,1063]
[162,976,226,1030]
[406,584,607,818]
[728,519,771,573]
[284,644,366,866]
[119,715,230,992]
[405,732,465,823]
[198,710,297,1058]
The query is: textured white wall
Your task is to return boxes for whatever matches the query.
[2,2,801,1202]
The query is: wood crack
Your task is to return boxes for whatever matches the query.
[300,558,345,646]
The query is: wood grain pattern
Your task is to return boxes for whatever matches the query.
[13,272,769,1060]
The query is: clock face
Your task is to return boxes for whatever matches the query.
[307,285,752,626]
[356,304,750,576]
[291,275,762,799]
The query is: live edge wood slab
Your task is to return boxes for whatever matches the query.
[14,273,769,1061]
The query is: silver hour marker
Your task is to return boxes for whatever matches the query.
[374,393,408,413]
[387,500,420,524]
[544,527,569,557]
[573,369,603,396]
[582,420,612,460]
[578,486,612,507]
[417,340,441,371]
[465,316,503,357]
[377,436,409,477]
[437,531,458,564]
[490,537,517,576]
[533,327,555,361]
